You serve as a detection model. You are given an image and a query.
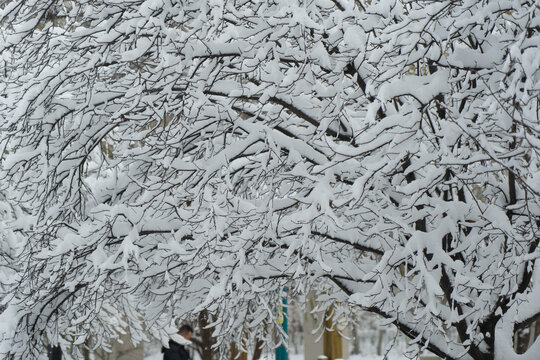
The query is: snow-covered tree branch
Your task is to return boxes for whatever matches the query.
[0,0,539,359]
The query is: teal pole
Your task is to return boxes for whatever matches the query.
[275,295,288,360]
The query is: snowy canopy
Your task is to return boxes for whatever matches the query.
[0,0,539,359]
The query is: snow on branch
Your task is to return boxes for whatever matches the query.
[0,0,539,359]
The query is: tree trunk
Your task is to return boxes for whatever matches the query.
[252,339,264,360]
[198,309,217,360]
[230,342,248,360]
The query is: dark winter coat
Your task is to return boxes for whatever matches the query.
[162,340,191,360]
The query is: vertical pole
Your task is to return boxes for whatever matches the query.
[275,293,288,360]
[323,305,348,360]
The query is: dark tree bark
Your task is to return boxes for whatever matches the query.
[195,310,217,360]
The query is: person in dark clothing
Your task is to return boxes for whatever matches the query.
[162,324,194,360]
[47,345,62,360]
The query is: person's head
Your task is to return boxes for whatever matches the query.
[178,324,194,340]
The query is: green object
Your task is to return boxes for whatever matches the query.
[275,296,288,360]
